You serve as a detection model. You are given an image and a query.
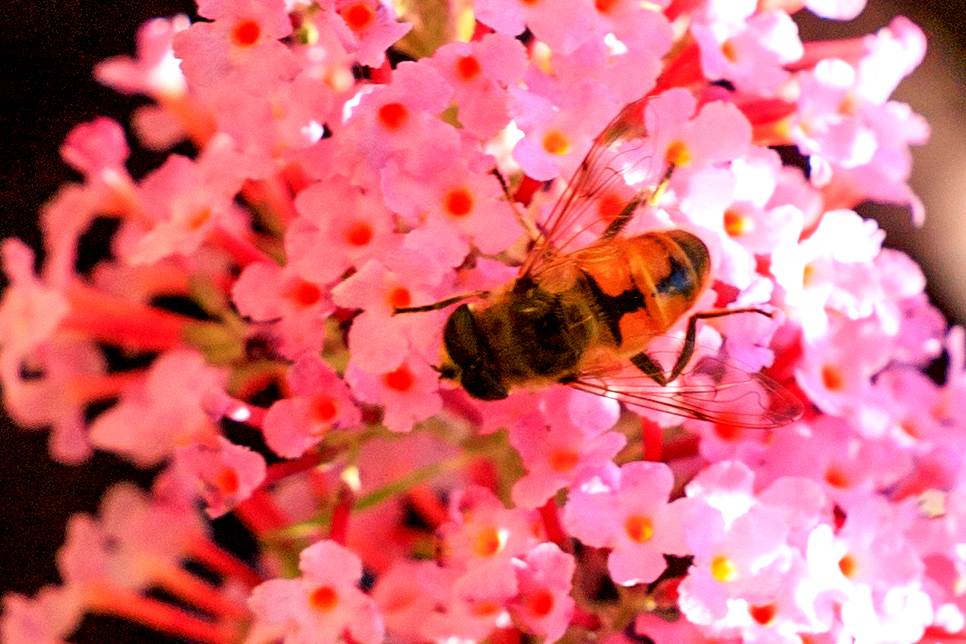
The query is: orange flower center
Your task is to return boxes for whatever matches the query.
[187,207,212,231]
[345,220,375,246]
[214,466,239,495]
[341,1,377,32]
[723,209,754,237]
[231,19,261,47]
[473,525,504,557]
[527,589,555,617]
[443,187,474,217]
[311,395,339,425]
[286,280,322,307]
[664,140,691,167]
[821,364,844,392]
[838,554,857,578]
[456,55,482,81]
[387,286,412,310]
[597,191,626,224]
[624,515,654,543]
[749,603,777,625]
[309,586,339,612]
[383,364,416,392]
[542,131,570,155]
[548,449,580,473]
[824,466,850,489]
[710,555,738,582]
[378,102,409,131]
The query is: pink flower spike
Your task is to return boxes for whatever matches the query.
[173,436,267,518]
[249,540,385,644]
[263,355,362,458]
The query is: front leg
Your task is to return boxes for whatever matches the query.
[629,308,773,385]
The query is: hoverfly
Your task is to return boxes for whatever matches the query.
[395,95,803,428]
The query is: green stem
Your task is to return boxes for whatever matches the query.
[354,452,476,511]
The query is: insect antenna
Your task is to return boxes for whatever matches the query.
[392,290,489,315]
[490,167,541,242]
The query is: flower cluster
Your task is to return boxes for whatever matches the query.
[0,0,960,643]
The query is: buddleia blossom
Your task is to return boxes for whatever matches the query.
[2,1,961,644]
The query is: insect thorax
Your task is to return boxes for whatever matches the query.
[442,280,597,400]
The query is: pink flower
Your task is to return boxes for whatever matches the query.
[345,354,441,433]
[510,401,626,510]
[95,15,190,98]
[88,349,228,466]
[263,355,362,458]
[510,80,621,181]
[805,498,932,644]
[474,0,598,55]
[509,543,576,641]
[287,175,400,285]
[333,61,458,186]
[172,0,297,91]
[123,137,264,264]
[249,540,385,644]
[57,483,206,591]
[231,260,334,359]
[173,435,267,517]
[692,10,802,96]
[564,461,691,586]
[318,0,412,68]
[371,561,457,644]
[426,33,527,140]
[0,586,84,644]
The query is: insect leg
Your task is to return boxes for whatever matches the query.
[629,307,773,385]
[601,163,676,240]
[491,168,540,242]
[393,290,489,315]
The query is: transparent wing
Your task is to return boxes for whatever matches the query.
[570,348,804,429]
[519,96,664,279]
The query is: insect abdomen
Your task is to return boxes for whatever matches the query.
[572,230,710,355]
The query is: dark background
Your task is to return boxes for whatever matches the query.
[1,1,965,640]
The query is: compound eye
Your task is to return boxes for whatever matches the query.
[443,304,486,370]
[461,370,509,401]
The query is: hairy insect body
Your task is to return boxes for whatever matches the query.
[442,230,711,401]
